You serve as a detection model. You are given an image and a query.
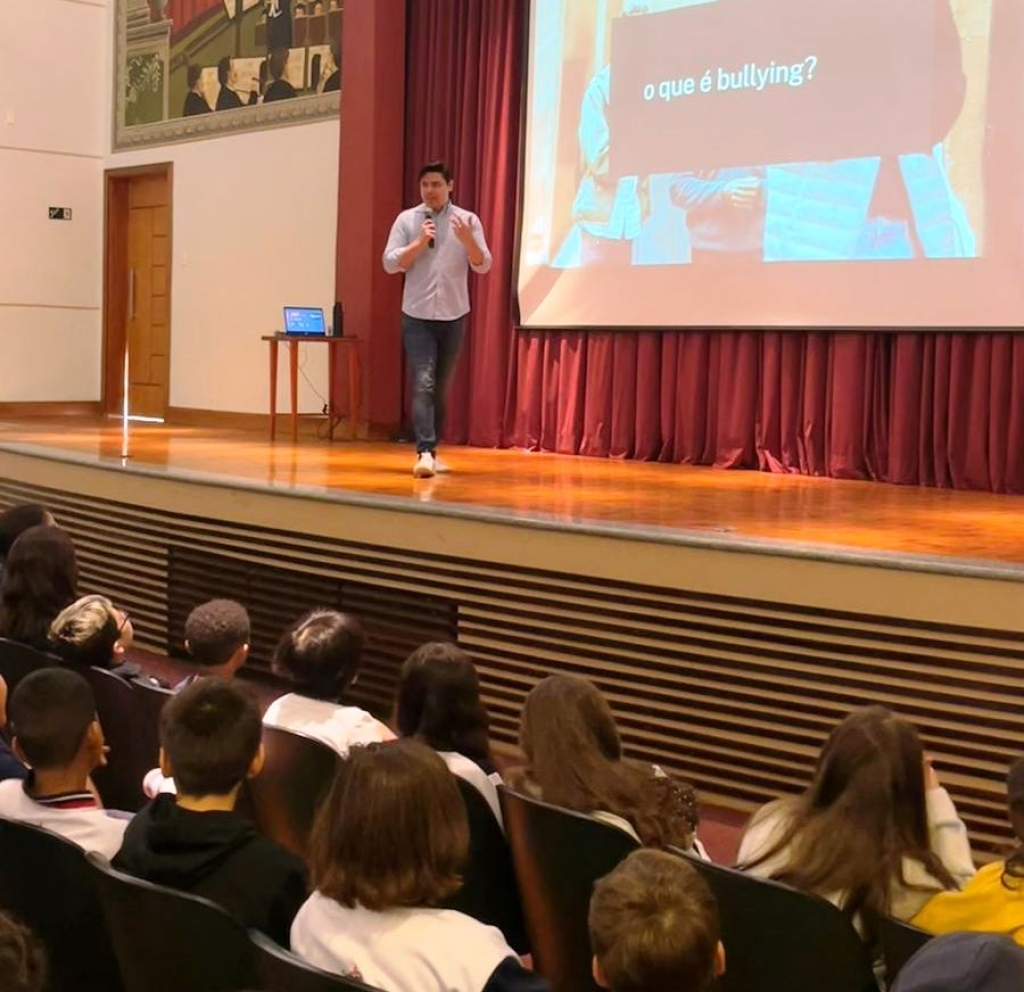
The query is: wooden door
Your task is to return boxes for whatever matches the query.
[103,167,172,419]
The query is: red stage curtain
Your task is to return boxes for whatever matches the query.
[404,1,1024,493]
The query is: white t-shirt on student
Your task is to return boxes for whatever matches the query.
[292,894,516,992]
[0,779,127,859]
[262,694,394,756]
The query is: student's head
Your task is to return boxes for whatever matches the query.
[273,608,365,701]
[312,0,323,12]
[519,674,691,848]
[891,932,1024,992]
[0,912,47,992]
[49,595,133,670]
[269,47,289,82]
[0,526,78,649]
[217,56,234,87]
[187,63,203,91]
[419,161,453,211]
[590,851,724,992]
[184,599,250,674]
[0,505,53,561]
[741,706,955,920]
[310,739,468,910]
[395,642,493,771]
[520,673,622,782]
[294,2,306,14]
[159,679,263,798]
[9,668,104,776]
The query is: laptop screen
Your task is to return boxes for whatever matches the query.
[283,307,327,336]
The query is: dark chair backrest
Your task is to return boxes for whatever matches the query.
[247,724,339,859]
[250,929,381,992]
[0,638,60,693]
[678,853,877,992]
[878,916,932,987]
[499,786,639,992]
[444,777,529,953]
[88,853,257,992]
[0,817,123,992]
[84,667,173,812]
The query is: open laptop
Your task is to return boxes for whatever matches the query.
[283,306,327,336]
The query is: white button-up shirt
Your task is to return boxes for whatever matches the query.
[382,202,493,321]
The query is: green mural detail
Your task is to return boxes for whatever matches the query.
[126,53,166,127]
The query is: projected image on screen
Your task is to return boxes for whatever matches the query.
[518,0,1024,329]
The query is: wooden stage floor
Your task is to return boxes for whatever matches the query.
[3,416,1024,572]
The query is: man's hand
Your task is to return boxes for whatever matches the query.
[724,177,763,210]
[418,219,437,248]
[451,214,476,248]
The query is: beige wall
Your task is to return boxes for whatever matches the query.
[0,0,107,403]
[108,121,340,415]
[2,0,340,415]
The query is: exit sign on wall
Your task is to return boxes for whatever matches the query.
[48,207,72,221]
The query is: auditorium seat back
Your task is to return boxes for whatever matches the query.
[0,817,123,992]
[0,638,59,693]
[250,929,382,992]
[877,915,932,987]
[499,787,639,992]
[88,853,257,992]
[247,724,339,859]
[677,853,877,992]
[85,667,173,812]
[443,776,529,953]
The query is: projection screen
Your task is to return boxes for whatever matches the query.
[516,0,1024,330]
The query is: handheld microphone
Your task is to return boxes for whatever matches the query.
[423,209,435,249]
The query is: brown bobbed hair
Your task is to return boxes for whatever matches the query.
[589,850,720,992]
[395,642,494,774]
[309,739,469,911]
[516,674,697,849]
[740,705,957,922]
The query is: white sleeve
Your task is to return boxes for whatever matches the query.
[469,213,492,275]
[382,214,410,274]
[927,786,975,884]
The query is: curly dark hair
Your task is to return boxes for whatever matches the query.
[184,600,250,667]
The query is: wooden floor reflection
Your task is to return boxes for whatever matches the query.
[4,417,1024,566]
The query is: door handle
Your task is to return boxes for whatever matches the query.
[127,269,136,321]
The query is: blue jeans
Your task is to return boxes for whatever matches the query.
[402,314,467,455]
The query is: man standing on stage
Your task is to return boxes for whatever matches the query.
[383,162,492,479]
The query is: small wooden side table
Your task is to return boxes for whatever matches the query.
[262,333,362,443]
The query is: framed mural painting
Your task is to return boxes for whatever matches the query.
[114,0,342,149]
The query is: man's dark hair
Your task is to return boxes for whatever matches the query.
[269,47,289,82]
[0,526,78,651]
[187,63,203,89]
[419,161,452,183]
[217,56,232,87]
[0,912,47,992]
[9,668,96,770]
[184,600,250,667]
[0,505,51,559]
[272,609,365,701]
[160,679,262,796]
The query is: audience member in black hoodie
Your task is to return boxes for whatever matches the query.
[114,679,307,947]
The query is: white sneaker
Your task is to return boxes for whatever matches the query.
[434,458,451,474]
[413,452,436,478]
